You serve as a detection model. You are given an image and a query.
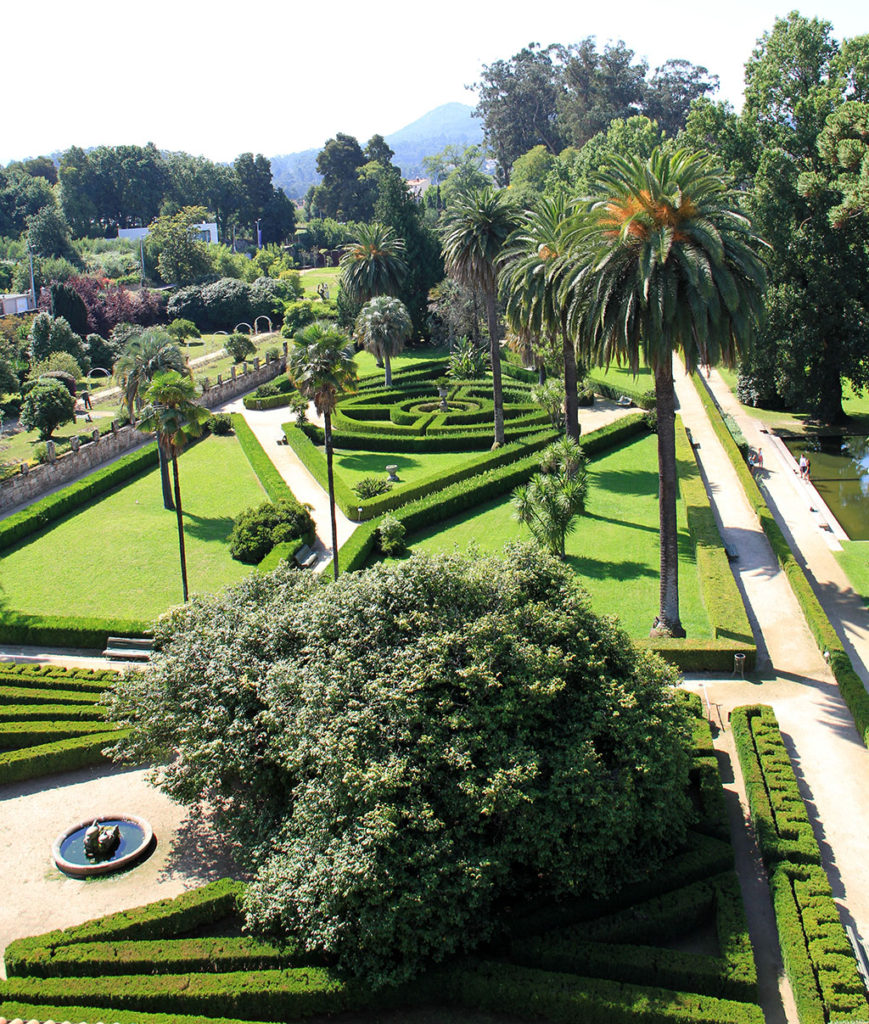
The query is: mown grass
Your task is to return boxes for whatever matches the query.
[405,433,712,639]
[834,540,869,611]
[333,448,485,493]
[299,266,341,297]
[352,345,449,381]
[0,435,266,620]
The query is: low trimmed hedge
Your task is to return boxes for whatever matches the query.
[0,702,107,722]
[6,880,245,960]
[243,392,293,411]
[694,374,869,746]
[0,614,151,649]
[0,442,158,553]
[588,371,657,410]
[230,414,291,503]
[731,704,869,1024]
[0,729,128,786]
[255,538,310,573]
[0,663,116,687]
[0,1005,276,1024]
[284,426,559,521]
[446,961,763,1024]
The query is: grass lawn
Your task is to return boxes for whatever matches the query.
[0,435,267,621]
[834,541,869,610]
[588,364,654,391]
[404,433,712,639]
[299,266,341,297]
[333,447,486,494]
[192,333,283,387]
[353,345,449,381]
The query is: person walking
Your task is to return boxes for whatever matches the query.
[799,454,808,479]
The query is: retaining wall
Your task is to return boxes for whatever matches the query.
[0,354,285,513]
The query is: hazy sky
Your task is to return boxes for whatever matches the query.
[3,0,865,165]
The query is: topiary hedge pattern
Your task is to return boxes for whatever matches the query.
[2,830,765,1024]
[0,661,124,785]
[731,704,869,1024]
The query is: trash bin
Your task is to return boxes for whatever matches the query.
[734,653,746,677]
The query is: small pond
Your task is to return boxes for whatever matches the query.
[783,435,869,540]
[54,815,153,877]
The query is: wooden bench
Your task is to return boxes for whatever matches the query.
[293,544,319,569]
[102,636,153,662]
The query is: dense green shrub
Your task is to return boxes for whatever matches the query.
[353,475,391,498]
[228,499,314,564]
[225,332,255,363]
[377,513,405,555]
[208,413,234,436]
[20,377,76,439]
[108,550,693,989]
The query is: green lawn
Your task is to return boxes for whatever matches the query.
[353,345,449,381]
[0,435,267,620]
[299,266,341,297]
[405,433,712,639]
[835,541,869,610]
[333,447,485,494]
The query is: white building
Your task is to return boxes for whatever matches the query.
[118,222,219,244]
[0,292,36,315]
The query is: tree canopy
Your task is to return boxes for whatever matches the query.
[109,547,692,988]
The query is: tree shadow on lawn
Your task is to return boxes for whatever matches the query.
[337,452,423,475]
[565,553,657,582]
[182,512,236,542]
[590,466,659,496]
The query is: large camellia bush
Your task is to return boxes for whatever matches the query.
[109,547,692,988]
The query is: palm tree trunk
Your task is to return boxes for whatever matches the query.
[486,290,505,445]
[538,362,546,386]
[171,451,189,603]
[384,353,392,387]
[325,412,339,581]
[654,359,685,637]
[158,446,175,510]
[561,314,580,442]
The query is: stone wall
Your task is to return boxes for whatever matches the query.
[0,353,286,514]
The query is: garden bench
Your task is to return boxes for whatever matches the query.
[102,636,152,662]
[293,544,319,569]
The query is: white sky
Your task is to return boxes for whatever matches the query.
[3,0,866,166]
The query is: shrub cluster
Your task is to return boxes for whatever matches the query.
[229,499,314,564]
[732,705,869,1023]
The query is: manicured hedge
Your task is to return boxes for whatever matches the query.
[243,393,293,411]
[255,538,309,574]
[731,704,869,1024]
[0,702,107,722]
[0,442,158,553]
[0,1005,276,1024]
[284,425,559,521]
[445,961,763,1024]
[588,371,657,410]
[0,614,152,649]
[230,414,292,503]
[694,374,869,746]
[0,663,116,687]
[0,729,128,786]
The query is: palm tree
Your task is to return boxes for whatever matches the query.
[442,186,519,446]
[354,296,412,386]
[114,330,188,510]
[339,222,408,304]
[137,371,210,604]
[288,322,357,581]
[573,149,766,636]
[500,194,582,441]
[513,437,588,559]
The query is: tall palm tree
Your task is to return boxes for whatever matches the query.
[573,149,766,636]
[288,322,357,581]
[114,330,188,510]
[354,296,412,386]
[442,187,519,446]
[339,222,408,304]
[137,371,210,604]
[500,194,582,441]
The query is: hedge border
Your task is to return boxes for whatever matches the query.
[694,373,869,747]
[731,704,869,1023]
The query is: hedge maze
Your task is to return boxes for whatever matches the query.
[0,662,123,785]
[732,704,869,1024]
[0,716,769,1024]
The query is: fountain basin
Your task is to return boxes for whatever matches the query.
[52,814,153,877]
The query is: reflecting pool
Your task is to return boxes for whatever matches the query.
[783,435,869,540]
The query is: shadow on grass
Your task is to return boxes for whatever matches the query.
[564,553,656,582]
[337,452,423,474]
[591,467,659,496]
[182,512,236,541]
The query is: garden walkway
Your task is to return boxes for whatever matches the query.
[672,361,869,1022]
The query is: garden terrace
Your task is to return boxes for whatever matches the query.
[1,711,766,1024]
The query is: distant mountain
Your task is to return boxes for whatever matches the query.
[270,102,482,200]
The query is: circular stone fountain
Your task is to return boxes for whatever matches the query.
[52,814,154,877]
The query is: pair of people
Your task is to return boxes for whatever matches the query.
[749,447,764,474]
[799,454,811,481]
